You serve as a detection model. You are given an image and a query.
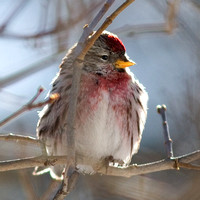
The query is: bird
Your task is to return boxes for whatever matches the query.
[36,30,148,180]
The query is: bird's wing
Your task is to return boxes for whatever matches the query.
[128,69,148,156]
[35,49,75,179]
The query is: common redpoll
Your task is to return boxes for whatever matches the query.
[36,31,148,180]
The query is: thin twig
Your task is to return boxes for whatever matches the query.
[53,166,70,200]
[0,0,27,32]
[111,23,167,35]
[0,133,40,145]
[0,52,62,88]
[78,0,135,60]
[0,1,102,40]
[179,150,200,163]
[89,0,115,32]
[53,169,79,200]
[98,150,200,177]
[178,162,200,170]
[166,0,180,33]
[157,104,174,158]
[0,156,68,172]
[0,88,59,127]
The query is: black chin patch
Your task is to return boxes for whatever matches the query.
[116,68,125,73]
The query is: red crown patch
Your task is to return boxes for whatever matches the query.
[106,34,126,53]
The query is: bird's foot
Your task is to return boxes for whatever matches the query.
[105,156,125,167]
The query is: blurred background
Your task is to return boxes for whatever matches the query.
[0,0,200,199]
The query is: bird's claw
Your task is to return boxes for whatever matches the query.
[105,156,125,167]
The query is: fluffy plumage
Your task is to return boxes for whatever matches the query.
[36,31,148,180]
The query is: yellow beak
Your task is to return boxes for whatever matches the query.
[115,59,136,68]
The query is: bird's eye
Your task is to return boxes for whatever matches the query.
[101,55,108,60]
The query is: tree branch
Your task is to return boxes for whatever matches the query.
[0,87,59,127]
[56,0,134,199]
[0,0,27,32]
[0,52,62,88]
[53,0,116,198]
[1,0,198,199]
[166,0,180,33]
[98,150,200,177]
[157,105,174,158]
[0,1,102,40]
[78,0,135,60]
[0,133,47,155]
[0,147,199,174]
[0,133,39,145]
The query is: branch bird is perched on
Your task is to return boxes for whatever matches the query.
[36,31,148,180]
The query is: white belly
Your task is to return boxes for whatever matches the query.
[75,90,132,173]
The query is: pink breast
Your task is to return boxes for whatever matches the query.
[77,73,132,121]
